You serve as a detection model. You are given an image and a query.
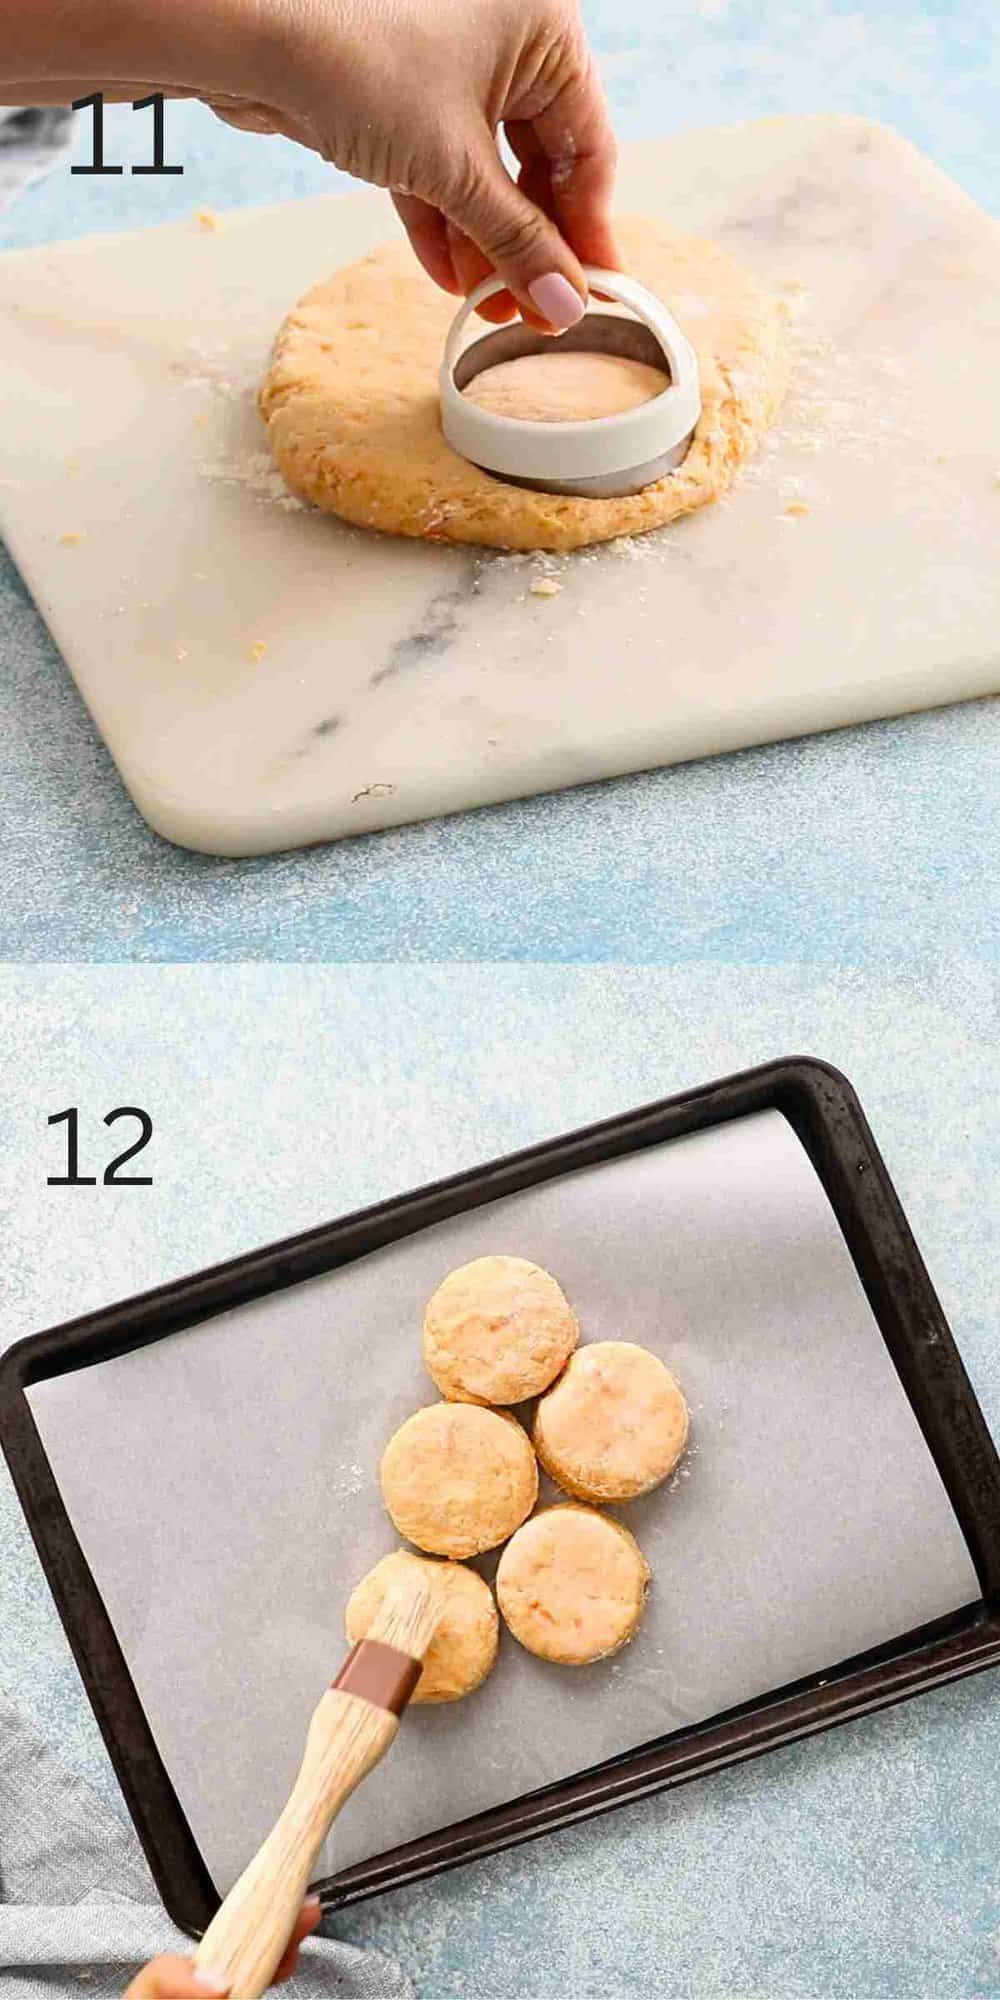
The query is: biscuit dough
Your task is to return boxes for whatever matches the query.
[379,1402,538,1557]
[345,1549,498,1703]
[495,1505,650,1665]
[533,1342,689,1502]
[461,351,668,425]
[423,1255,579,1405]
[259,218,788,552]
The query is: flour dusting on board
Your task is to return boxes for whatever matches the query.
[171,337,259,401]
[201,447,306,512]
[743,283,921,485]
[169,339,314,512]
[168,336,308,512]
[482,283,927,596]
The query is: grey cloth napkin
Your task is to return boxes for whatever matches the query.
[0,1692,414,1999]
[0,107,75,210]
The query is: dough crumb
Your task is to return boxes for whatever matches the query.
[248,640,268,662]
[175,646,188,661]
[783,500,811,517]
[58,531,84,546]
[195,208,221,232]
[529,575,562,598]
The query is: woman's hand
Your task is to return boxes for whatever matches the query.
[209,0,619,328]
[3,0,618,330]
[123,1897,321,1996]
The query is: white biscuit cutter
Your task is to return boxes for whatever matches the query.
[439,266,701,498]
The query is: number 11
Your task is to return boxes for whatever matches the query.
[71,93,184,176]
[131,94,184,176]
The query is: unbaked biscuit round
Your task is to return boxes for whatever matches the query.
[259,217,788,552]
[533,1341,689,1503]
[461,351,669,425]
[379,1402,538,1557]
[422,1255,579,1406]
[345,1549,498,1703]
[495,1505,649,1665]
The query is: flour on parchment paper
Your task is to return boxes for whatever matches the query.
[328,1460,366,1499]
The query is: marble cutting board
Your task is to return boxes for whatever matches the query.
[0,114,997,856]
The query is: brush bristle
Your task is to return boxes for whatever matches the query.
[368,1561,439,1661]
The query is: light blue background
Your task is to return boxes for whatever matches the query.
[0,0,997,962]
[2,4,999,1992]
[1,964,999,1998]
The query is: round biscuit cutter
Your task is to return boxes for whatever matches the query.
[439,265,701,498]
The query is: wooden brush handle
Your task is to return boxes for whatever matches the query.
[194,1685,396,1998]
[194,1569,436,1998]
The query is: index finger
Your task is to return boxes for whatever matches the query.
[514,50,619,271]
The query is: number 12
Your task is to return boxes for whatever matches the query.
[47,1107,155,1186]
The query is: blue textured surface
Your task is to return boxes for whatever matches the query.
[2,6,999,1989]
[1,965,999,1997]
[0,0,997,962]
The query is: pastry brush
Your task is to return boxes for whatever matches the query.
[194,1567,437,1998]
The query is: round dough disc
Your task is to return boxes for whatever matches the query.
[496,1505,649,1665]
[461,351,668,424]
[423,1254,579,1405]
[380,1402,538,1557]
[345,1549,498,1703]
[533,1341,689,1502]
[259,217,788,552]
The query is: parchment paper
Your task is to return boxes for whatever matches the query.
[26,1111,979,1893]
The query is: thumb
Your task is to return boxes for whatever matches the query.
[446,131,588,331]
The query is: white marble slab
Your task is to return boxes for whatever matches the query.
[0,115,998,856]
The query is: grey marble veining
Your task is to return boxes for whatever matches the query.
[370,562,485,689]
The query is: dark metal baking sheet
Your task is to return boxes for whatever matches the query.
[2,1058,999,1935]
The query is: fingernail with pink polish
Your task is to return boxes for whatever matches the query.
[192,1968,230,1995]
[527,272,586,330]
